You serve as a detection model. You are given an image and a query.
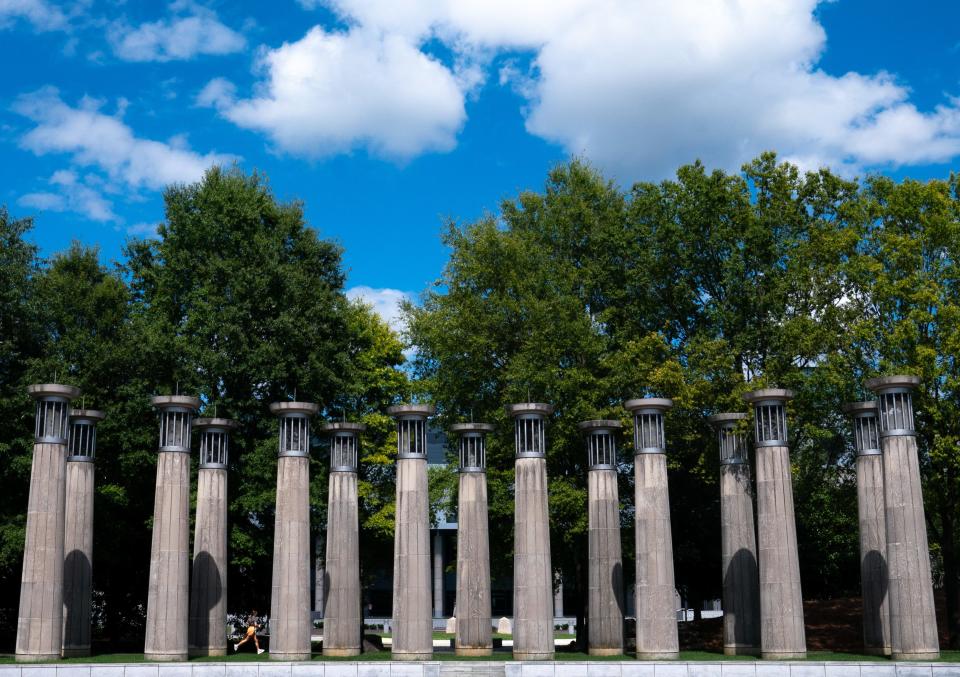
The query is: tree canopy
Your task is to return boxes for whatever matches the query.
[0,167,407,649]
[405,154,960,646]
[3,156,960,652]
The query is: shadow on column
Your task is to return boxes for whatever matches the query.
[63,549,92,649]
[723,548,760,647]
[190,550,222,650]
[323,570,331,617]
[862,548,888,649]
[612,562,625,616]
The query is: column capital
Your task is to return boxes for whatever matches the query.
[29,383,80,445]
[451,423,494,472]
[67,409,105,462]
[579,419,621,470]
[322,421,365,472]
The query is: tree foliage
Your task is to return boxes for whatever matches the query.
[0,208,43,637]
[405,155,960,643]
[4,155,960,652]
[0,167,407,648]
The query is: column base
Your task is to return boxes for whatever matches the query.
[270,651,311,661]
[392,651,433,660]
[61,647,92,658]
[893,651,940,661]
[189,647,227,657]
[589,648,624,656]
[456,646,493,656]
[637,651,679,660]
[144,652,189,661]
[514,651,555,660]
[863,646,892,657]
[724,645,760,656]
[324,647,361,657]
[16,653,61,663]
[761,651,807,660]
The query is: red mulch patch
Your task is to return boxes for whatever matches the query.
[679,594,951,653]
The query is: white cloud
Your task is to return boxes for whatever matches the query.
[285,0,960,177]
[13,87,236,191]
[206,26,466,159]
[516,0,960,177]
[196,77,236,109]
[127,221,160,238]
[18,169,117,222]
[109,3,245,62]
[18,191,63,210]
[346,286,412,334]
[0,0,67,31]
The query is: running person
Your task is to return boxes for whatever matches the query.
[234,610,265,654]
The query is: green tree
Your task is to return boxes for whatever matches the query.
[1,169,409,648]
[25,242,148,644]
[406,155,871,644]
[124,165,407,618]
[846,174,960,646]
[406,160,683,643]
[625,156,866,600]
[0,208,43,646]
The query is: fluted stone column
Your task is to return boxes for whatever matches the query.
[866,376,939,660]
[843,401,891,656]
[708,413,760,656]
[554,574,564,617]
[433,530,444,618]
[62,408,105,658]
[145,394,200,661]
[452,422,494,656]
[268,401,318,661]
[625,398,678,660]
[743,389,806,660]
[321,421,365,657]
[16,383,80,662]
[315,535,326,617]
[508,402,555,661]
[388,404,435,660]
[188,417,237,657]
[579,419,624,656]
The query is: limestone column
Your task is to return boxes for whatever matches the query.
[145,394,200,661]
[579,419,624,656]
[268,401,318,661]
[451,422,494,656]
[742,389,806,659]
[708,413,760,656]
[62,408,105,658]
[188,417,237,657]
[315,534,326,617]
[388,404,435,660]
[554,574,564,617]
[625,398,678,660]
[842,401,891,656]
[508,402,555,661]
[16,383,80,662]
[433,530,444,618]
[866,376,939,660]
[321,421,365,657]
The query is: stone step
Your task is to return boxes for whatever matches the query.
[441,663,507,677]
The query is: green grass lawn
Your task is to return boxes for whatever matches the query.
[372,632,575,640]
[3,648,960,664]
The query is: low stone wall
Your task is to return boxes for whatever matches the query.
[1,662,958,677]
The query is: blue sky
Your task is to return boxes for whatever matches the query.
[2,0,960,327]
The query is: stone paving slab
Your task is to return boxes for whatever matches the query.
[1,664,958,677]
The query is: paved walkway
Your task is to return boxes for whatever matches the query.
[2,662,958,677]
